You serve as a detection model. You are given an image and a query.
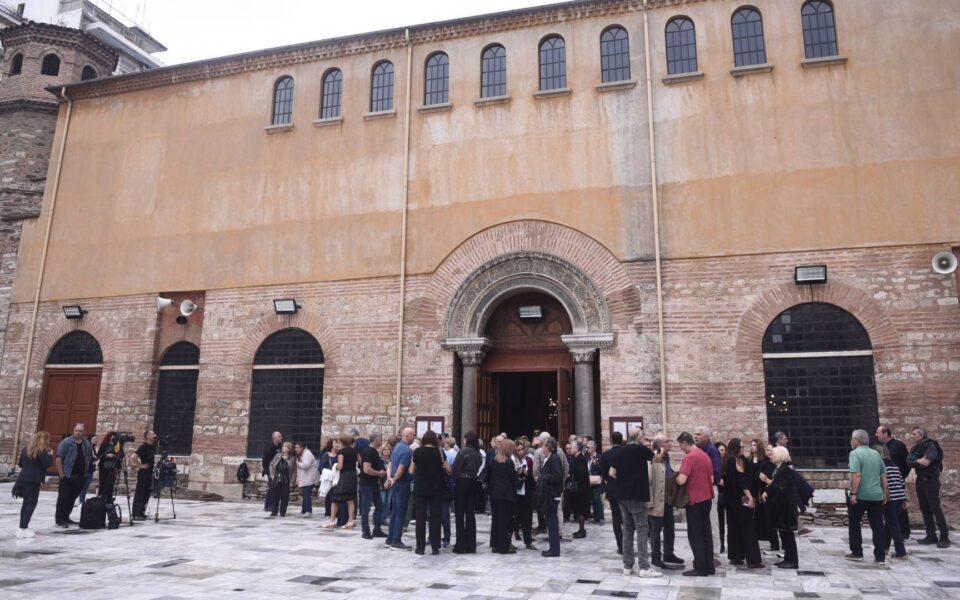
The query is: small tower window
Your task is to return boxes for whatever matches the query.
[81,66,98,81]
[41,54,61,76]
[10,53,23,76]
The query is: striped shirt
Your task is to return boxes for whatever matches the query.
[886,463,907,502]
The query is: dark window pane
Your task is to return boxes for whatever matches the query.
[41,54,60,76]
[539,36,567,91]
[246,368,325,458]
[801,1,838,59]
[371,61,395,112]
[81,66,98,81]
[731,8,767,67]
[154,368,198,455]
[665,17,698,74]
[10,53,23,76]
[600,26,631,83]
[254,328,324,365]
[424,52,449,105]
[320,69,343,119]
[272,76,294,125]
[762,303,872,353]
[481,44,507,98]
[48,331,103,364]
[160,341,200,366]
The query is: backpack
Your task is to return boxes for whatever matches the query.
[236,462,250,482]
[79,497,107,530]
[106,502,122,529]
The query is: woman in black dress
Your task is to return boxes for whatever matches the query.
[452,431,483,554]
[488,438,518,554]
[716,441,727,554]
[754,440,780,551]
[410,430,450,555]
[565,440,590,539]
[762,446,799,569]
[324,435,357,528]
[722,438,763,567]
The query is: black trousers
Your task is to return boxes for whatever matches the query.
[454,478,478,552]
[490,498,515,552]
[270,482,290,516]
[726,504,762,564]
[98,468,116,503]
[514,492,533,545]
[474,480,486,513]
[662,502,677,556]
[686,500,715,575]
[848,498,886,561]
[19,482,41,529]
[415,493,443,552]
[55,475,83,523]
[717,492,726,548]
[133,468,153,517]
[916,477,949,540]
[779,527,798,565]
[609,498,623,551]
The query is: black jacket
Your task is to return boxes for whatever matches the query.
[765,463,798,531]
[907,437,943,479]
[17,447,53,483]
[488,460,518,502]
[885,438,910,478]
[567,453,589,490]
[262,443,281,477]
[537,452,563,508]
[600,445,623,501]
[452,447,482,480]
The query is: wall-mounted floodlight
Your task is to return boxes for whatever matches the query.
[273,299,300,315]
[62,305,87,319]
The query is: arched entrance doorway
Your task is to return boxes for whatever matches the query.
[442,252,614,441]
[38,331,103,456]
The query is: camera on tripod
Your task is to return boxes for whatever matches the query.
[151,433,178,521]
[115,432,136,445]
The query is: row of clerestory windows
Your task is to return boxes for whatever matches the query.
[270,1,841,125]
[6,51,99,80]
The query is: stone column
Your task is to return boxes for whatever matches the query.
[442,337,491,437]
[570,347,596,437]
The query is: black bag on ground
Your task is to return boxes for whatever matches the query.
[79,496,107,530]
[106,502,122,529]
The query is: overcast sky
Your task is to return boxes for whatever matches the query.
[120,0,552,65]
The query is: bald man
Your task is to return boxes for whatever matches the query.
[386,427,416,549]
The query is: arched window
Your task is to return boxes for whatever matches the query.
[246,328,325,458]
[801,0,838,59]
[370,60,395,112]
[10,53,23,76]
[154,342,200,456]
[538,36,567,91]
[48,330,103,364]
[424,52,449,105]
[665,17,698,75]
[41,53,60,76]
[480,44,506,98]
[320,68,343,119]
[271,76,294,125]
[762,303,879,469]
[731,7,767,67]
[600,26,630,83]
[81,66,98,81]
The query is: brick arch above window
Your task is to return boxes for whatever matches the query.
[34,318,117,368]
[237,311,335,370]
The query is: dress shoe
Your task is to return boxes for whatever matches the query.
[372,530,387,538]
[66,519,78,525]
[937,538,952,549]
[452,547,466,554]
[572,530,586,539]
[361,533,373,540]
[663,554,685,565]
[747,562,765,569]
[729,559,744,566]
[651,558,666,569]
[525,543,537,550]
[432,549,440,555]
[415,548,425,555]
[776,562,798,569]
[682,569,708,577]
[844,553,863,561]
[541,550,559,557]
[916,536,939,545]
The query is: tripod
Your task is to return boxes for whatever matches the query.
[153,483,177,522]
[152,462,177,522]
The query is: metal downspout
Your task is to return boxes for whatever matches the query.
[395,29,413,432]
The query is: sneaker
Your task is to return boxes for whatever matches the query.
[622,568,634,576]
[301,512,312,518]
[66,519,78,525]
[362,533,373,540]
[638,568,662,578]
[916,536,939,545]
[15,529,26,539]
[893,553,908,560]
[682,569,708,577]
[390,541,411,551]
[651,558,665,569]
[937,538,952,549]
[776,562,798,569]
[55,521,69,529]
[372,530,388,538]
[844,553,863,561]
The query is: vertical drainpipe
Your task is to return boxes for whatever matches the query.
[395,29,413,432]
[642,1,669,433]
[11,87,73,470]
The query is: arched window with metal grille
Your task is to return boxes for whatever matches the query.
[801,0,838,59]
[48,331,103,365]
[731,7,767,67]
[41,53,60,76]
[762,303,879,469]
[370,60,395,112]
[424,52,449,105]
[320,68,343,119]
[272,76,294,125]
[600,26,630,83]
[538,36,567,91]
[154,342,200,456]
[246,328,325,458]
[665,17,698,75]
[480,44,506,98]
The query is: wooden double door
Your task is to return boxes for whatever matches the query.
[476,367,571,443]
[37,368,102,457]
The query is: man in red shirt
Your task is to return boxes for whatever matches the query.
[676,432,715,576]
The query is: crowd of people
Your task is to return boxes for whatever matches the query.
[14,420,951,578]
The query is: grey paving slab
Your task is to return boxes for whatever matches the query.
[2,483,959,600]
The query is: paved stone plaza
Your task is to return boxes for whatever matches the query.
[1,485,958,599]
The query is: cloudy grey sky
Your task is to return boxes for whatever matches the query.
[122,0,551,65]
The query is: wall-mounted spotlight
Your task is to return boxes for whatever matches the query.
[62,305,87,319]
[273,299,300,315]
[794,265,827,285]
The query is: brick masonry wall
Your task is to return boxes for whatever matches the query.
[0,230,956,516]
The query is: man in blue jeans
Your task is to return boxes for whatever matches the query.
[386,427,415,550]
[359,432,388,539]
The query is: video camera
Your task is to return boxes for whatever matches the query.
[115,432,136,445]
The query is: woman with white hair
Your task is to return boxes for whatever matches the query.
[761,446,799,569]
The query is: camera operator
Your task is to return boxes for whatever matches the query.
[129,430,156,521]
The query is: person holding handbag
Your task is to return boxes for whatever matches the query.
[14,431,53,538]
[324,435,358,528]
[565,440,590,539]
[410,430,449,555]
[268,442,298,517]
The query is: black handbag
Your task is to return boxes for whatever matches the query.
[11,481,24,498]
[565,479,579,495]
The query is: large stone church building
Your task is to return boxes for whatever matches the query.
[0,0,957,504]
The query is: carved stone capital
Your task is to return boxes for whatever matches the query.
[458,349,487,366]
[442,337,492,367]
[569,347,597,364]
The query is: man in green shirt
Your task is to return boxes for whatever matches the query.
[845,429,888,563]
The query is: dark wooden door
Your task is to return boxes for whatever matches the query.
[38,368,102,458]
[477,371,497,443]
[557,368,572,440]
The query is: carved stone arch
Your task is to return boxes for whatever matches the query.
[442,251,611,340]
[735,280,900,362]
